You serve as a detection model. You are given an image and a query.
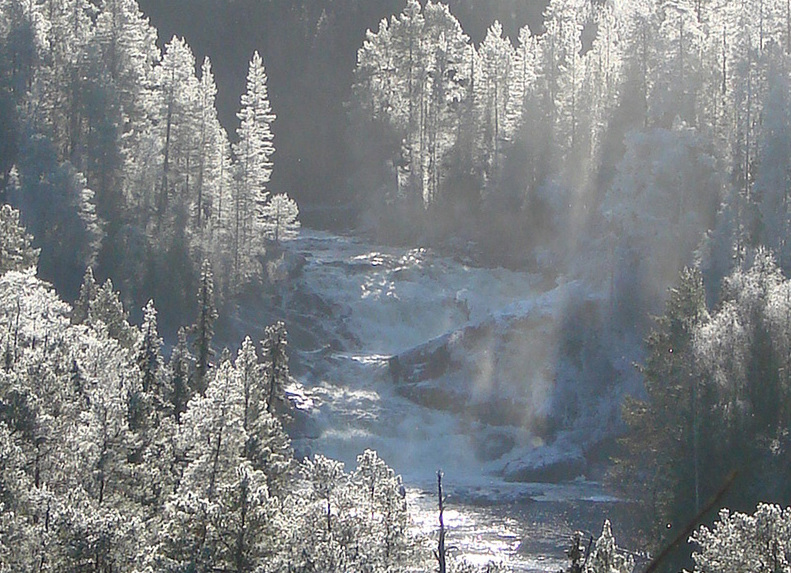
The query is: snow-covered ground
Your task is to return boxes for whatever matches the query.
[269,229,635,570]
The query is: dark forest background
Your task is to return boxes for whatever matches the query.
[137,0,549,227]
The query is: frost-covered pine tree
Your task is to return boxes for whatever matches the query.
[235,336,261,433]
[127,300,161,431]
[88,278,138,348]
[0,204,39,274]
[154,35,200,226]
[690,504,791,573]
[167,326,193,422]
[302,454,347,536]
[260,193,300,244]
[754,75,791,269]
[180,359,246,500]
[0,424,40,572]
[71,266,97,324]
[584,520,633,573]
[262,320,290,416]
[231,336,295,500]
[195,56,223,230]
[507,25,538,136]
[233,51,275,282]
[352,449,408,564]
[476,20,516,178]
[211,461,278,572]
[93,0,159,221]
[246,409,293,499]
[159,359,243,569]
[137,299,168,419]
[191,259,217,395]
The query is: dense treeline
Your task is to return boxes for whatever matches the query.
[616,254,791,571]
[350,0,791,302]
[0,0,299,329]
[5,0,791,569]
[138,0,407,219]
[353,0,791,567]
[135,0,550,222]
[0,206,418,572]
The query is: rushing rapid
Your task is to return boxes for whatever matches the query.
[264,230,628,571]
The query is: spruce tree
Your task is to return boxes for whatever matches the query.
[260,193,300,244]
[168,326,193,422]
[617,266,710,549]
[0,204,39,274]
[88,278,137,348]
[71,266,97,324]
[262,321,290,416]
[136,299,169,423]
[191,259,217,395]
[233,51,275,283]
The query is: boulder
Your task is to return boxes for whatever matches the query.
[502,442,586,483]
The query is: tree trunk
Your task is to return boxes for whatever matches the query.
[159,92,174,223]
[234,479,249,573]
[435,471,446,573]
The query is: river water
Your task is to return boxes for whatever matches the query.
[276,230,638,571]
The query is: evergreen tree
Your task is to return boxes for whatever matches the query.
[88,278,138,349]
[7,133,102,299]
[235,336,261,434]
[506,25,537,139]
[92,0,158,227]
[0,424,40,572]
[650,0,705,127]
[233,51,275,284]
[232,336,294,499]
[754,73,791,269]
[303,454,346,536]
[352,449,408,565]
[476,20,516,181]
[33,0,95,164]
[690,504,791,573]
[246,410,293,500]
[0,203,39,274]
[154,35,199,228]
[421,1,472,206]
[191,259,217,395]
[262,320,290,417]
[168,326,193,422]
[260,193,300,244]
[182,359,245,496]
[195,56,229,235]
[616,266,709,546]
[136,299,168,423]
[584,520,633,573]
[353,0,471,210]
[211,461,278,572]
[71,266,97,324]
[161,359,247,570]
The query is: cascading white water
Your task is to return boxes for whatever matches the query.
[280,230,627,571]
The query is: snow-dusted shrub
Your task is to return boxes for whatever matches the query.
[585,520,634,573]
[690,504,791,573]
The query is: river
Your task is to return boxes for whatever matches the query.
[269,230,638,571]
